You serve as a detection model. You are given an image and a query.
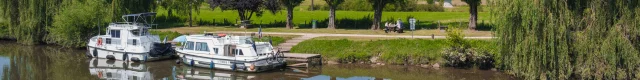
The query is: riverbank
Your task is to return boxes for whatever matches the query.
[290,38,497,67]
[0,40,514,80]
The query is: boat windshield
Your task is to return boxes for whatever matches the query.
[131,30,140,36]
[130,28,149,36]
[243,38,253,44]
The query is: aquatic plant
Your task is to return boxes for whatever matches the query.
[492,0,640,79]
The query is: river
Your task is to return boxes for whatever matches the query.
[0,41,514,80]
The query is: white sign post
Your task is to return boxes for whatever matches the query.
[409,18,416,38]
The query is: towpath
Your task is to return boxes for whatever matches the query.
[219,31,495,52]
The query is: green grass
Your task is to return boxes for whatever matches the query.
[289,38,496,64]
[156,27,494,37]
[150,31,183,40]
[155,8,489,28]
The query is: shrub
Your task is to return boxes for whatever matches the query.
[46,0,108,48]
[442,28,493,69]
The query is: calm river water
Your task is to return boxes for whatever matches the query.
[0,41,513,80]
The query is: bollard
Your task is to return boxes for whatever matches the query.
[432,34,435,39]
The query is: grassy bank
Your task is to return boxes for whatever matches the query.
[289,38,496,64]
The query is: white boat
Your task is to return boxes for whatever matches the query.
[175,33,286,72]
[87,12,174,62]
[88,58,153,80]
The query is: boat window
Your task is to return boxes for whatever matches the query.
[195,42,209,52]
[130,30,140,36]
[127,39,137,45]
[185,41,194,50]
[233,49,244,55]
[106,38,112,44]
[213,48,219,54]
[244,38,253,44]
[110,30,120,38]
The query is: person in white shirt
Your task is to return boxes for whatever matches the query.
[396,19,403,33]
[384,22,390,33]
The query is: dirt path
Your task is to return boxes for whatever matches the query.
[220,31,495,52]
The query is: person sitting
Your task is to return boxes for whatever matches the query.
[384,22,390,33]
[396,19,403,33]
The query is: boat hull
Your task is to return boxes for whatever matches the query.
[176,52,286,72]
[88,46,175,62]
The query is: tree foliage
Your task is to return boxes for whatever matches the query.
[367,0,406,30]
[108,0,156,22]
[493,0,640,79]
[0,0,157,47]
[159,0,204,27]
[46,0,108,48]
[0,0,63,44]
[207,0,279,21]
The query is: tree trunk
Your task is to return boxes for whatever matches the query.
[327,6,336,29]
[286,7,294,29]
[468,4,477,30]
[188,4,193,27]
[189,10,193,27]
[311,0,314,11]
[371,2,383,30]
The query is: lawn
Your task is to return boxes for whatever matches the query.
[155,8,491,29]
[154,27,494,37]
[149,31,297,46]
[289,38,497,64]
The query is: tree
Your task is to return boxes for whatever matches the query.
[109,0,156,22]
[47,0,108,47]
[494,0,640,79]
[160,0,205,27]
[0,0,63,44]
[279,0,305,29]
[208,0,279,29]
[462,0,480,30]
[367,0,405,30]
[324,0,344,29]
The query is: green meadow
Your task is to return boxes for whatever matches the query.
[155,8,490,29]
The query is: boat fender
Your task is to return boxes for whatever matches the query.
[209,61,214,69]
[144,55,148,62]
[231,64,236,71]
[123,53,128,61]
[249,64,255,71]
[190,59,194,66]
[106,55,115,60]
[92,49,98,57]
[131,57,140,62]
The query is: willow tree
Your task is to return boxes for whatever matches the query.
[0,0,63,44]
[493,0,640,79]
[279,0,305,29]
[462,0,480,30]
[324,0,344,29]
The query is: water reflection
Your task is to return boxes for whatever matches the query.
[0,41,513,80]
[88,58,151,80]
